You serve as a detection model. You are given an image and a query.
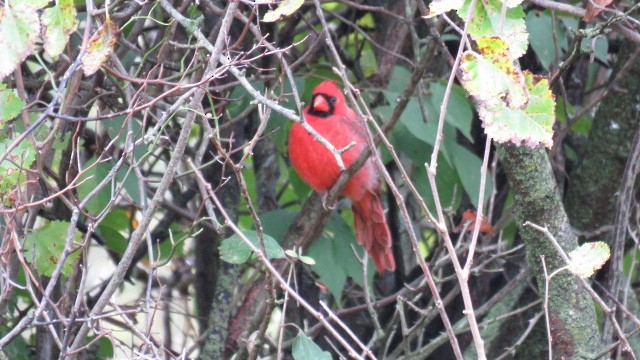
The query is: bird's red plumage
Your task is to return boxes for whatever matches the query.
[288,81,395,273]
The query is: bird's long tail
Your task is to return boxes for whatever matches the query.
[352,190,395,273]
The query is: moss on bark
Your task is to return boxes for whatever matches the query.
[498,144,600,359]
[565,45,640,233]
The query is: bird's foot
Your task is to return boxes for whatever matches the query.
[321,192,337,210]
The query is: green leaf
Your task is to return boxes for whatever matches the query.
[567,242,610,278]
[0,140,36,206]
[103,116,147,160]
[555,96,591,133]
[261,209,297,241]
[0,83,25,123]
[284,249,316,265]
[581,29,608,65]
[427,81,474,142]
[450,143,492,209]
[288,164,313,202]
[24,0,51,8]
[379,97,447,163]
[96,336,114,359]
[24,221,82,277]
[0,328,29,360]
[41,0,78,57]
[95,336,114,358]
[413,155,461,215]
[390,98,438,146]
[359,42,378,78]
[85,336,114,358]
[299,255,316,265]
[462,37,529,109]
[117,164,142,205]
[459,0,528,58]
[356,12,375,27]
[292,333,332,360]
[526,10,566,71]
[386,122,431,164]
[102,208,131,231]
[309,212,374,300]
[76,157,115,215]
[623,246,640,278]
[381,67,472,159]
[219,231,285,264]
[101,117,146,206]
[97,224,128,254]
[285,249,298,258]
[98,209,131,253]
[307,235,348,299]
[261,210,373,300]
[262,0,304,22]
[0,4,41,78]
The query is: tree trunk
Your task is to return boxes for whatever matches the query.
[498,144,600,359]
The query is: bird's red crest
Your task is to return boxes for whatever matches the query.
[313,80,342,98]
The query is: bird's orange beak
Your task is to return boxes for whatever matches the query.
[312,95,329,113]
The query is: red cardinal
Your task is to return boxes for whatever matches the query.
[288,81,395,273]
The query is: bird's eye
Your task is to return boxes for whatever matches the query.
[329,96,337,104]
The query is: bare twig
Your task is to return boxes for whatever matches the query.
[525,222,636,359]
[425,1,487,358]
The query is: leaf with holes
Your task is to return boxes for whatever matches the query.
[568,242,610,278]
[460,37,555,147]
[460,38,528,111]
[458,0,528,58]
[0,4,40,79]
[24,221,82,277]
[42,0,78,57]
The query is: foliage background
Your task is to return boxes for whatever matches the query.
[0,0,639,359]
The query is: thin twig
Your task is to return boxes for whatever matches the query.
[424,0,487,358]
[525,222,636,359]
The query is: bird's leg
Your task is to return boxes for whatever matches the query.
[321,192,337,210]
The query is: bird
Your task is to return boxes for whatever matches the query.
[288,80,395,273]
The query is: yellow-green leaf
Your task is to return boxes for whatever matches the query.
[82,18,119,76]
[425,0,464,18]
[42,0,79,57]
[459,0,528,59]
[262,0,303,22]
[460,37,555,147]
[568,242,610,278]
[24,0,51,9]
[460,41,528,110]
[0,5,40,78]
